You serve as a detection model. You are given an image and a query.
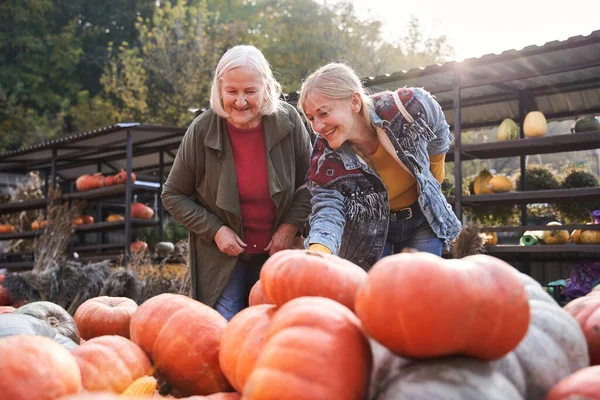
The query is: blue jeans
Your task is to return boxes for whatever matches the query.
[215,254,268,321]
[381,204,443,257]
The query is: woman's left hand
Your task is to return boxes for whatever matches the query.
[264,223,299,256]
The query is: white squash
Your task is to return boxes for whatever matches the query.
[523,111,547,138]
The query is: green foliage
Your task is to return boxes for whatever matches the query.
[557,167,600,223]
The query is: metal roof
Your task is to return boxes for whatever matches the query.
[288,29,600,130]
[0,123,186,182]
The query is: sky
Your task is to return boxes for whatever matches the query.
[345,0,599,62]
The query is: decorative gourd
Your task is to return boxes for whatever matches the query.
[219,304,276,392]
[74,296,138,340]
[488,176,513,193]
[106,214,124,222]
[564,291,600,365]
[570,229,582,243]
[129,293,231,396]
[368,339,523,400]
[155,241,175,257]
[15,301,81,344]
[31,219,48,230]
[491,272,589,399]
[76,173,105,191]
[356,253,530,360]
[244,297,372,400]
[545,365,600,400]
[259,249,367,311]
[121,375,157,396]
[0,335,82,400]
[483,232,498,246]
[131,202,155,219]
[71,335,152,393]
[572,116,600,133]
[580,229,600,244]
[130,240,149,253]
[0,224,15,233]
[543,222,570,245]
[112,170,136,185]
[248,280,273,306]
[0,313,79,350]
[497,118,519,141]
[473,169,494,195]
[523,111,547,137]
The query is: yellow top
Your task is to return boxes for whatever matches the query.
[367,144,446,210]
[308,243,332,254]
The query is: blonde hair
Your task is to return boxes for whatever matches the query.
[210,45,283,117]
[298,62,373,124]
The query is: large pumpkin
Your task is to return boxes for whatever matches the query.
[355,253,530,361]
[15,301,81,344]
[369,339,523,400]
[248,280,273,306]
[71,335,152,393]
[0,335,82,400]
[130,293,231,396]
[491,272,590,399]
[545,365,600,400]
[74,296,138,340]
[131,202,155,219]
[564,291,600,365]
[76,173,105,191]
[259,249,367,311]
[0,313,79,350]
[219,304,276,392]
[244,297,372,400]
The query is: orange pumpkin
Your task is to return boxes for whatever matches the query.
[71,335,152,393]
[0,335,82,400]
[564,291,600,365]
[130,240,149,253]
[260,249,367,311]
[546,365,600,400]
[130,293,231,396]
[74,296,138,340]
[131,202,155,219]
[248,280,273,306]
[355,253,530,361]
[106,214,124,222]
[31,220,48,230]
[76,173,105,191]
[244,297,372,400]
[219,305,276,392]
[112,170,137,185]
[0,224,15,233]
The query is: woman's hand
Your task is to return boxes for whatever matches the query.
[264,223,298,256]
[214,225,247,257]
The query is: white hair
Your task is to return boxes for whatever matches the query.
[210,45,283,117]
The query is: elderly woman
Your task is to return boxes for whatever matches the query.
[162,45,312,320]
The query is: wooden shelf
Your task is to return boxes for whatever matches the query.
[462,187,600,206]
[72,242,126,252]
[74,219,157,233]
[446,131,600,162]
[63,182,159,201]
[481,244,600,261]
[0,261,34,271]
[0,230,43,241]
[483,224,600,233]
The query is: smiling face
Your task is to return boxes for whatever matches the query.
[220,65,265,129]
[302,91,363,149]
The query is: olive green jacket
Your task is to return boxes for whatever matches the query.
[161,102,312,307]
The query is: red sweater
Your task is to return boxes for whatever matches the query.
[226,121,276,253]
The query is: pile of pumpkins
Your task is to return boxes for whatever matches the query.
[497,111,548,141]
[0,249,598,400]
[75,170,137,192]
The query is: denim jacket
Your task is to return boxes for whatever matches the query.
[305,87,461,270]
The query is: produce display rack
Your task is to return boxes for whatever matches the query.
[361,29,600,269]
[0,124,187,271]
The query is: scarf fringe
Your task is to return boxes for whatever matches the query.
[344,191,389,222]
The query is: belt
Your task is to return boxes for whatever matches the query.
[389,206,414,222]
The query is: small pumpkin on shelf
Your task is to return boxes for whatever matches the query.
[75,173,105,191]
[473,169,494,195]
[0,224,16,233]
[483,231,498,246]
[542,222,570,245]
[106,214,124,222]
[488,175,513,193]
[31,220,47,230]
[523,111,547,138]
